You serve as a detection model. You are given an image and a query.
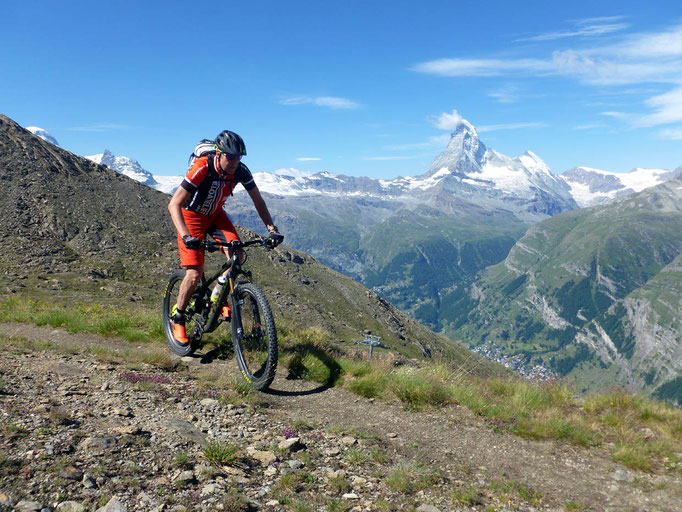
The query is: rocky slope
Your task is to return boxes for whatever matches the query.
[2,326,681,512]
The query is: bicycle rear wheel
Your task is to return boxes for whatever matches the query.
[231,282,278,390]
[162,269,199,356]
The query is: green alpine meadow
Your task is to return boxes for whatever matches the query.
[449,176,682,402]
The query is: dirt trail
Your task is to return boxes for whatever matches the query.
[1,323,681,512]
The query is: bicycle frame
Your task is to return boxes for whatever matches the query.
[190,239,262,338]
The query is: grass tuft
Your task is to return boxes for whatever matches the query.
[203,441,242,466]
[386,462,439,494]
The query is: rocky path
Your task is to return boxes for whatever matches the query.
[1,324,681,512]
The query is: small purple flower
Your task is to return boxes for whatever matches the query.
[282,428,297,439]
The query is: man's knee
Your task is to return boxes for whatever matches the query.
[184,266,203,285]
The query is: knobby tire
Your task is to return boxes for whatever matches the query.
[231,282,278,390]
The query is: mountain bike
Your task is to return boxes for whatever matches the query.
[162,237,278,390]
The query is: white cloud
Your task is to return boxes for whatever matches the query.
[431,109,464,130]
[296,157,321,161]
[551,49,682,85]
[478,122,547,132]
[488,84,521,103]
[573,123,608,130]
[413,23,682,129]
[658,127,682,140]
[411,58,552,77]
[574,16,629,24]
[515,18,630,42]
[600,111,630,119]
[363,156,416,161]
[637,86,682,126]
[272,168,313,177]
[611,24,682,58]
[68,123,128,132]
[280,96,360,109]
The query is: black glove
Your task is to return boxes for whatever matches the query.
[268,231,284,247]
[182,235,202,250]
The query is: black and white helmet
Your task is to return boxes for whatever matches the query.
[215,130,246,156]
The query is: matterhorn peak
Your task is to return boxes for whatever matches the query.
[429,115,486,175]
[99,149,116,166]
[452,117,478,138]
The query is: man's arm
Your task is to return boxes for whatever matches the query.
[247,186,277,232]
[168,187,192,237]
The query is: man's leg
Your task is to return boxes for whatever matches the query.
[177,265,203,311]
[172,265,203,344]
[210,211,242,258]
[209,213,241,317]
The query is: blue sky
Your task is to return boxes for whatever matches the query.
[2,0,681,178]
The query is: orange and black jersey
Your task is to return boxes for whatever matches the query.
[180,154,256,216]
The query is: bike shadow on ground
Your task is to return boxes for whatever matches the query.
[181,339,233,365]
[185,342,341,397]
[264,343,342,397]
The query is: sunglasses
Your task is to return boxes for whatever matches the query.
[221,152,242,161]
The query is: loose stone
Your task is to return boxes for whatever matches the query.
[15,501,43,512]
[247,447,277,466]
[417,505,442,512]
[82,473,97,488]
[95,497,127,512]
[55,502,87,512]
[278,437,303,451]
[59,465,83,480]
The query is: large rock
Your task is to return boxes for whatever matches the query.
[247,447,277,466]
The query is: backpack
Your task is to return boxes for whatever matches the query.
[188,139,216,166]
[187,138,239,195]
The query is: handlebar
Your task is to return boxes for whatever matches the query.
[204,237,273,253]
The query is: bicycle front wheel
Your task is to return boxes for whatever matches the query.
[231,282,278,390]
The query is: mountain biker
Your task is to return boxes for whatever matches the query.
[167,130,283,344]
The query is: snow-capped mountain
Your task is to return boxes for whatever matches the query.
[86,150,157,187]
[249,119,577,222]
[26,126,59,146]
[561,166,682,207]
[85,150,182,194]
[422,121,576,218]
[151,174,184,194]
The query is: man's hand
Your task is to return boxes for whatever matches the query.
[268,230,284,248]
[182,235,202,250]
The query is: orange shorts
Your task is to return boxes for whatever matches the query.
[177,209,240,267]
